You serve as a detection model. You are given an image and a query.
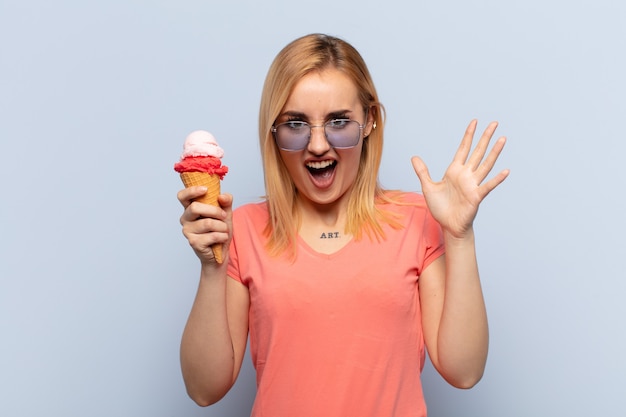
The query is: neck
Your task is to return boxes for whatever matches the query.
[296,201,353,254]
[295,197,349,239]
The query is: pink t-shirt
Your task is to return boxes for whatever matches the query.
[228,193,444,417]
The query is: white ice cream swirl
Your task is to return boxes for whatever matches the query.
[180,130,224,159]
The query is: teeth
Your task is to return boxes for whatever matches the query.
[306,160,334,169]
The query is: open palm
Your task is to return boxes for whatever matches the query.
[412,120,509,238]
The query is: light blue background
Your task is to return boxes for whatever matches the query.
[1,1,624,416]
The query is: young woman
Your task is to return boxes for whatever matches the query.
[177,33,509,417]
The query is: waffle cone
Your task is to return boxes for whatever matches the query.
[180,171,224,263]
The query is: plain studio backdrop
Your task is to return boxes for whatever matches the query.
[1,1,624,416]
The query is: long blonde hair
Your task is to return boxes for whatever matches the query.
[258,33,400,256]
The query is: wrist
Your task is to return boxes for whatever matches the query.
[443,226,475,246]
[200,260,227,279]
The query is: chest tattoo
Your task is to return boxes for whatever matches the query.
[320,232,340,239]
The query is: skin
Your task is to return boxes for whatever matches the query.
[177,68,509,405]
[413,120,509,387]
[275,70,373,254]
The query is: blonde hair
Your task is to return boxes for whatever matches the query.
[258,33,400,256]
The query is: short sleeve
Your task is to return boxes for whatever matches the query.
[227,225,243,284]
[419,204,445,274]
[226,202,269,286]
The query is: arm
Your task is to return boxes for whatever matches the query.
[177,188,250,406]
[419,233,487,388]
[412,120,509,388]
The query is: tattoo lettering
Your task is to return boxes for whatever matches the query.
[320,232,340,239]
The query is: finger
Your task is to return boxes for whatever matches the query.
[218,193,234,212]
[181,215,230,256]
[475,136,507,182]
[180,198,227,226]
[467,121,499,170]
[186,229,228,255]
[184,216,229,236]
[219,193,235,229]
[411,156,434,189]
[177,186,208,208]
[190,200,227,221]
[478,168,510,199]
[452,119,478,164]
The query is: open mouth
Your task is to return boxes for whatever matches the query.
[306,160,336,185]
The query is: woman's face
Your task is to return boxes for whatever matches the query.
[275,68,371,210]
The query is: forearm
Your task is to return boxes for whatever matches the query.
[436,228,489,388]
[180,264,235,406]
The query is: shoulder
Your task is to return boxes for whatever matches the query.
[233,200,268,219]
[396,191,426,205]
[378,191,441,235]
[232,201,269,235]
[378,191,428,213]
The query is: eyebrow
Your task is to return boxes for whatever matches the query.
[278,110,353,121]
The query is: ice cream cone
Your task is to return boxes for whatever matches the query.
[180,171,224,263]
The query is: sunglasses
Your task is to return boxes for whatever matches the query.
[271,118,366,151]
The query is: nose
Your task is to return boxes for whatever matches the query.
[307,125,331,155]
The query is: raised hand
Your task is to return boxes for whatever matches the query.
[411,120,509,239]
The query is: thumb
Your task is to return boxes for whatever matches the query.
[218,193,234,212]
[411,156,432,187]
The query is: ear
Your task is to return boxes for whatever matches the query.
[363,106,376,137]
